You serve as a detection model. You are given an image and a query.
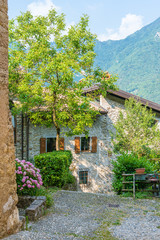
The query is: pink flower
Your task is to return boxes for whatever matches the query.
[22,177,26,183]
[16,159,20,163]
[15,158,42,193]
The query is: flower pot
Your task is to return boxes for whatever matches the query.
[135,168,145,174]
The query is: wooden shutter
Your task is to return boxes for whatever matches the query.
[75,137,80,154]
[40,138,46,154]
[60,138,64,150]
[91,137,97,153]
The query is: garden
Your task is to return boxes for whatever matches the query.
[112,98,160,198]
[112,151,160,198]
[15,150,76,223]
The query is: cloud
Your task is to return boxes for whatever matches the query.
[27,0,60,17]
[98,14,143,41]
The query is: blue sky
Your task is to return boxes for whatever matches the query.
[8,0,160,41]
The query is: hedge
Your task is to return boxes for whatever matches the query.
[34,150,73,187]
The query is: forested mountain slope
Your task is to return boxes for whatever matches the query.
[94,17,160,103]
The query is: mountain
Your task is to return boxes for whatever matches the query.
[94,17,160,104]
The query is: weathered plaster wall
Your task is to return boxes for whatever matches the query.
[0,0,20,238]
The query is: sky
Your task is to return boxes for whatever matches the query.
[8,0,160,41]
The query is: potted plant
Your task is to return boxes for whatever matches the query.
[135,168,145,174]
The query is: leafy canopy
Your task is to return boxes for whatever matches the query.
[9,10,117,149]
[113,98,160,155]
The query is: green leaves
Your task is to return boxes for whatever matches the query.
[113,98,160,155]
[112,153,155,194]
[9,10,117,146]
[34,151,72,187]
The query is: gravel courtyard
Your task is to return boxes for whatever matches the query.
[5,190,160,240]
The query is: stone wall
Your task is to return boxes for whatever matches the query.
[0,0,20,238]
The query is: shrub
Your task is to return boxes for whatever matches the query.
[15,158,43,196]
[146,149,160,173]
[35,187,55,208]
[112,153,154,194]
[34,150,73,187]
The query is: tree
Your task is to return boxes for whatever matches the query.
[9,10,117,150]
[113,98,160,156]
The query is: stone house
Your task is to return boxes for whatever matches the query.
[13,87,160,194]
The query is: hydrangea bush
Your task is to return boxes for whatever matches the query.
[15,158,43,196]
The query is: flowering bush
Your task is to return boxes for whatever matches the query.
[15,158,43,196]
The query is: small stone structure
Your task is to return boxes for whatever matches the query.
[0,0,20,238]
[18,196,46,221]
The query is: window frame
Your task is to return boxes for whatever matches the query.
[80,137,91,152]
[79,170,89,184]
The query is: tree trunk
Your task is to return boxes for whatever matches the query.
[52,106,60,151]
[56,127,60,151]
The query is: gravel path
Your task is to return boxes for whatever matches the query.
[5,190,160,240]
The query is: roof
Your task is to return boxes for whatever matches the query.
[83,85,160,113]
[107,89,160,113]
[90,101,108,114]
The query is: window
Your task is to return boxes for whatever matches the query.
[75,136,97,153]
[81,137,90,152]
[40,137,64,154]
[47,138,56,152]
[79,170,88,184]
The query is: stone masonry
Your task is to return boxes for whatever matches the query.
[0,0,20,238]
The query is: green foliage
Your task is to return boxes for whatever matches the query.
[94,18,160,104]
[122,191,153,199]
[9,10,117,150]
[35,187,56,208]
[112,153,154,194]
[147,149,160,173]
[34,151,73,187]
[113,98,160,155]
